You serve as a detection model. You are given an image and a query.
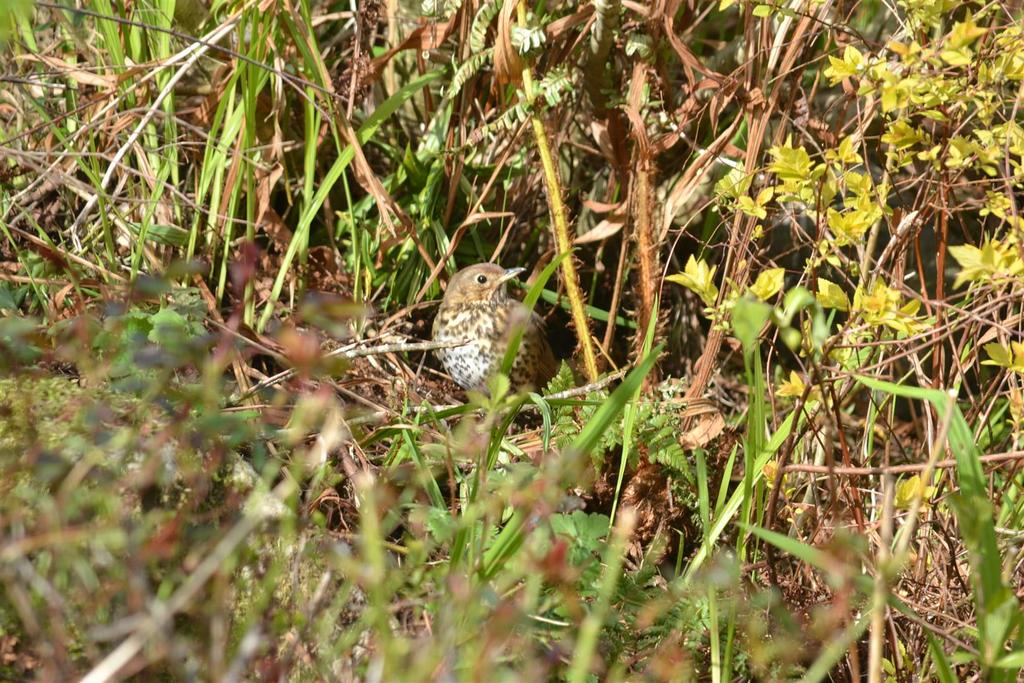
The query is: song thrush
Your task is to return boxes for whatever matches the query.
[432,263,557,392]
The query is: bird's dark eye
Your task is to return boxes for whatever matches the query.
[476,274,488,284]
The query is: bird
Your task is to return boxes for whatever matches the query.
[432,263,557,392]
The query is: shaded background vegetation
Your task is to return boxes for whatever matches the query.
[2,0,1024,679]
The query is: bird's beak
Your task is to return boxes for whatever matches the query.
[496,267,526,285]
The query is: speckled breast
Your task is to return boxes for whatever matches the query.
[432,303,505,390]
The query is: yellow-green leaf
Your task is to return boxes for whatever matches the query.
[949,238,1024,288]
[982,342,1024,373]
[715,168,753,200]
[666,255,720,307]
[768,139,816,194]
[824,45,865,84]
[827,207,873,245]
[940,47,973,67]
[827,136,863,165]
[894,475,936,510]
[948,12,987,49]
[816,278,850,311]
[749,268,785,301]
[982,342,1013,368]
[777,371,806,398]
[852,281,928,336]
[736,195,767,219]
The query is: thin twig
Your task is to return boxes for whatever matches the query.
[781,450,1024,477]
[230,338,470,404]
[540,367,627,400]
[337,339,470,359]
[341,368,635,423]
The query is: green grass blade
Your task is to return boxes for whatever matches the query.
[257,70,444,331]
[854,375,1020,673]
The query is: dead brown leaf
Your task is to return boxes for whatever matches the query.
[493,0,524,85]
[575,217,625,244]
[678,410,726,449]
[18,54,117,90]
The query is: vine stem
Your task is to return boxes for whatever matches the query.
[515,0,599,382]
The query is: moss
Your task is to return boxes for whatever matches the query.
[0,375,134,456]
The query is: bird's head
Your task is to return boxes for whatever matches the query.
[441,263,525,307]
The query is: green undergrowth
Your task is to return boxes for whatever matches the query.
[6,290,1018,680]
[0,302,825,680]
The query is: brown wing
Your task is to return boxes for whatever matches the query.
[526,311,558,388]
[501,304,558,390]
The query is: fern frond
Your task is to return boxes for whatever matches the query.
[470,0,501,53]
[422,0,467,19]
[447,48,493,100]
[464,100,532,147]
[537,67,573,107]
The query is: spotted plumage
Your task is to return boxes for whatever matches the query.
[432,263,557,392]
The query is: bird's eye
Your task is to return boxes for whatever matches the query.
[476,274,488,284]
